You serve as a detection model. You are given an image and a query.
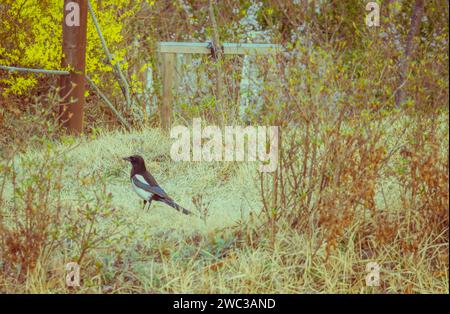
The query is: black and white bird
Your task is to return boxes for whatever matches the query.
[123,155,191,215]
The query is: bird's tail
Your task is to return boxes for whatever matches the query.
[163,199,191,215]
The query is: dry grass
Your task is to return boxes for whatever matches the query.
[0,114,448,294]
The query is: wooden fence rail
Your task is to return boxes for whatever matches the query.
[157,42,282,129]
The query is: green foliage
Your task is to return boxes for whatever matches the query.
[0,139,130,286]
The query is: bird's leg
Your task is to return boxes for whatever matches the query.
[147,199,153,211]
[142,200,147,210]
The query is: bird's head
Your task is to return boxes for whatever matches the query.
[123,155,146,172]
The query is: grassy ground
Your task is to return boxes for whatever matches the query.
[1,119,448,294]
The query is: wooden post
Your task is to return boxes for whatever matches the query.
[157,42,282,128]
[161,53,176,130]
[208,0,224,112]
[60,0,88,134]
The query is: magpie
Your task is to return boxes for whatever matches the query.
[123,155,191,215]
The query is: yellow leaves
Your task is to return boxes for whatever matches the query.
[1,76,37,95]
[139,63,150,73]
[130,72,144,94]
[1,0,138,96]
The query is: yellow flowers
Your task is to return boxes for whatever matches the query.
[1,0,138,95]
[4,76,37,96]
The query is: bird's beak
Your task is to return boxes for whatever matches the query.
[122,157,131,162]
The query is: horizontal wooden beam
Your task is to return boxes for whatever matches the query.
[158,42,282,55]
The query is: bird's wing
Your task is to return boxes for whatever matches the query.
[132,175,170,199]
